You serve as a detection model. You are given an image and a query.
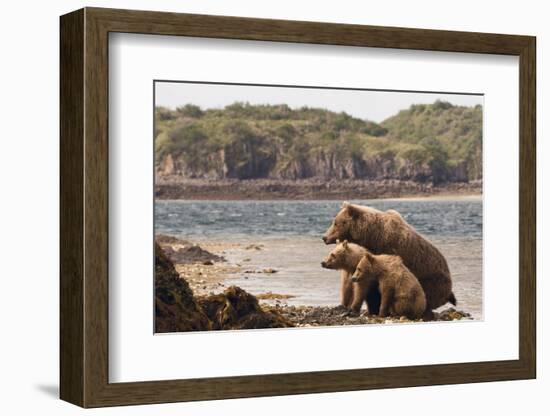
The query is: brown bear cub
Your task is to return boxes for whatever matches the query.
[351,252,426,320]
[321,240,381,314]
[323,202,456,318]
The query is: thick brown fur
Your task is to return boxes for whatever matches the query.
[321,241,381,314]
[323,202,455,312]
[352,252,426,320]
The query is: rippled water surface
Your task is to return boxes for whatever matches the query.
[156,197,483,318]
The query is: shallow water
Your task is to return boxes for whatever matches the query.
[155,198,483,319]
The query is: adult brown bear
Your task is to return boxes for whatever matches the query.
[322,202,455,318]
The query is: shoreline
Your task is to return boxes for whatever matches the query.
[155,178,482,201]
[157,194,483,203]
[156,234,475,325]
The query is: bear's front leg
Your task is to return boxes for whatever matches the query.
[365,279,381,315]
[349,280,368,313]
[422,308,435,321]
[379,287,394,317]
[340,271,354,309]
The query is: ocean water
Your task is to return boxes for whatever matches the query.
[155,198,483,318]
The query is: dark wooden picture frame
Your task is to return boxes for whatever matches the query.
[60,7,536,408]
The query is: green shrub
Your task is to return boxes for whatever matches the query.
[176,104,204,118]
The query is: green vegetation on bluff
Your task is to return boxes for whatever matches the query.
[382,100,483,181]
[155,100,482,185]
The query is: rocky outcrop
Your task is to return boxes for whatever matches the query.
[154,242,211,333]
[161,244,226,265]
[272,152,368,180]
[155,234,191,246]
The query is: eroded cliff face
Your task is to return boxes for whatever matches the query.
[156,150,471,185]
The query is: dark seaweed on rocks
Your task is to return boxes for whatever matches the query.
[154,243,211,332]
[197,286,294,330]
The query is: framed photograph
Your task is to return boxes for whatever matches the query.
[60,7,536,408]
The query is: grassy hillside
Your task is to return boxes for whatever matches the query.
[155,100,482,184]
[381,100,483,181]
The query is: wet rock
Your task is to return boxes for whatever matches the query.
[155,234,191,246]
[245,244,264,250]
[262,268,278,274]
[162,244,226,265]
[437,307,472,321]
[256,292,296,300]
[331,305,349,313]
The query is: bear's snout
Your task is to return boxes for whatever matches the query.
[323,235,338,244]
[321,260,327,268]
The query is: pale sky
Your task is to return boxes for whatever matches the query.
[155,81,483,123]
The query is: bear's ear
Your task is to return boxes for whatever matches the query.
[342,240,348,249]
[346,203,362,219]
[364,251,373,260]
[341,201,351,209]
